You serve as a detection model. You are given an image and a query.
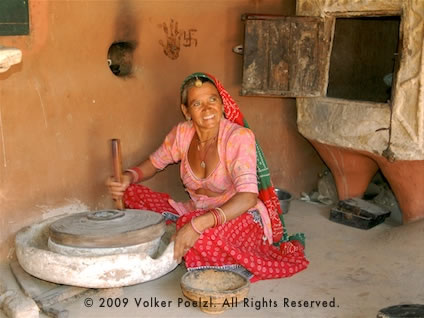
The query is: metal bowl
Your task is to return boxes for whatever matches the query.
[180,269,250,314]
[275,188,293,214]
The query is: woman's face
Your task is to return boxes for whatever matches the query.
[183,82,223,131]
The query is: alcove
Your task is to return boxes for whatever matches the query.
[107,41,135,77]
[327,17,401,103]
[0,0,29,35]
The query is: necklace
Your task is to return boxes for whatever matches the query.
[196,134,217,150]
[196,135,217,169]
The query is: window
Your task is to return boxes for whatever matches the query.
[327,17,400,103]
[0,0,30,36]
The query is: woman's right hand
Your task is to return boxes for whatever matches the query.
[172,222,200,264]
[105,173,132,201]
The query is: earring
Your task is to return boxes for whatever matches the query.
[187,116,191,121]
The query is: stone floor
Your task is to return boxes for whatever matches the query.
[1,200,423,318]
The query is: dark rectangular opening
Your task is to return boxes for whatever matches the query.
[327,16,400,103]
[0,0,30,36]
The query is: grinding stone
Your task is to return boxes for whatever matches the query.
[15,215,178,288]
[49,210,165,248]
[47,236,162,257]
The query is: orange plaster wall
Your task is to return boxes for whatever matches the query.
[0,0,325,261]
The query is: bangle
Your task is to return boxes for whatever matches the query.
[125,167,143,183]
[210,209,221,227]
[216,207,227,224]
[210,210,218,227]
[190,218,203,235]
[125,169,138,183]
[210,208,227,227]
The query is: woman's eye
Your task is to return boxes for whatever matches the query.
[192,101,201,107]
[209,97,217,103]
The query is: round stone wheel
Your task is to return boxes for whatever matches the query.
[49,209,165,248]
[16,215,177,288]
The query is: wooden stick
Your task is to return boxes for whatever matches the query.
[111,139,125,210]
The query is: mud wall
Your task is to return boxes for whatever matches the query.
[0,0,325,261]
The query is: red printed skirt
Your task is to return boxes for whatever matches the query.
[123,184,309,282]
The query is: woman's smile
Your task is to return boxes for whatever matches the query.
[203,114,215,120]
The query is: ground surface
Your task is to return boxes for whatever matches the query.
[1,200,423,318]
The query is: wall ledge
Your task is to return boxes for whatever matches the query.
[0,46,22,73]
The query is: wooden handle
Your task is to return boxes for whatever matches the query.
[111,139,125,210]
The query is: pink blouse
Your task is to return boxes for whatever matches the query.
[150,118,272,241]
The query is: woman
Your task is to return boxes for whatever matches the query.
[107,72,308,282]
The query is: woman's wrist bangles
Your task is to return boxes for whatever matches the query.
[210,207,227,227]
[125,167,143,184]
[190,207,227,235]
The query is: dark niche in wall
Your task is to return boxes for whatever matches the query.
[107,42,135,77]
[0,0,29,35]
[327,16,401,103]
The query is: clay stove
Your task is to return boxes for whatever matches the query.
[239,1,423,222]
[295,0,424,223]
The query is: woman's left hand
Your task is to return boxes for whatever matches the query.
[172,223,200,263]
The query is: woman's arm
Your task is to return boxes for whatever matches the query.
[124,158,159,182]
[173,192,257,263]
[107,123,184,201]
[106,158,158,200]
[194,192,257,230]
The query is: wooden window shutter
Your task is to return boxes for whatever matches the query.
[241,15,331,97]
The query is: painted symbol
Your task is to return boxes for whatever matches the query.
[158,19,181,60]
[159,20,198,60]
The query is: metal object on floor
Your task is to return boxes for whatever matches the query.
[329,198,391,229]
[377,304,424,318]
[275,188,292,214]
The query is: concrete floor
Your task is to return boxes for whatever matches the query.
[1,200,423,318]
